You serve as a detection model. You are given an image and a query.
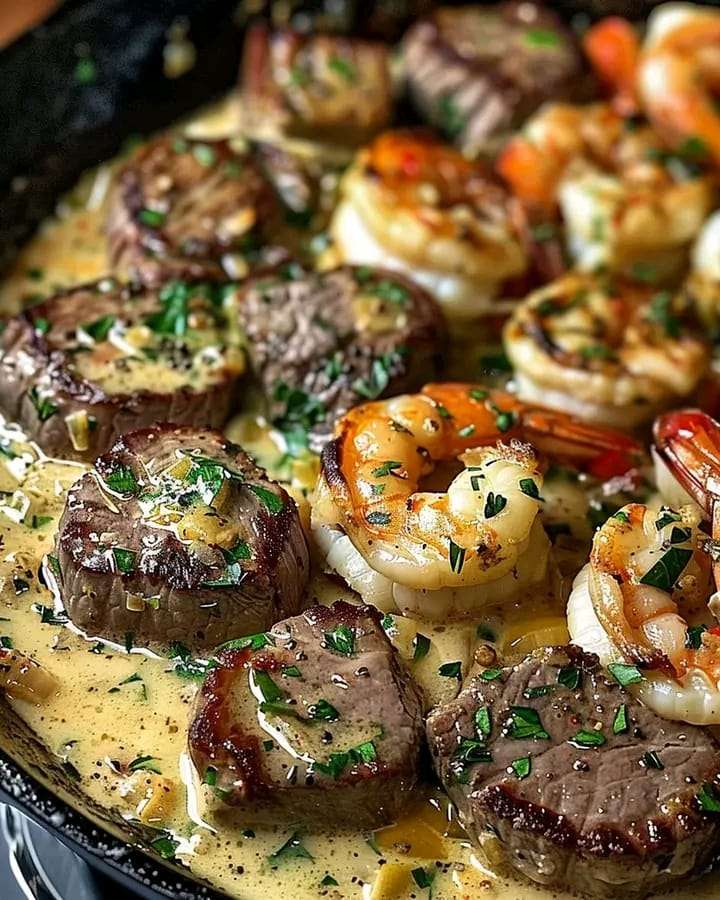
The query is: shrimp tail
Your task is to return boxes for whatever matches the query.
[583,17,640,117]
[496,137,560,211]
[654,410,720,516]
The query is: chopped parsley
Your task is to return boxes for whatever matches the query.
[308,699,340,721]
[438,660,462,680]
[450,738,492,780]
[639,547,692,590]
[366,510,391,526]
[327,55,357,82]
[643,750,664,769]
[324,624,355,656]
[103,464,139,495]
[436,94,466,139]
[697,783,720,813]
[519,478,542,500]
[411,867,436,891]
[112,547,136,575]
[655,510,681,531]
[248,484,285,515]
[29,388,57,422]
[150,834,179,860]
[686,624,708,650]
[569,729,606,748]
[608,663,643,686]
[557,664,581,691]
[475,706,491,739]
[320,874,339,887]
[81,314,115,341]
[511,756,531,779]
[479,667,504,682]
[145,280,190,335]
[192,143,216,167]
[525,27,560,47]
[372,460,402,477]
[138,208,166,228]
[128,755,162,774]
[506,707,549,740]
[219,632,274,652]
[413,633,431,661]
[612,703,629,734]
[647,291,680,338]
[449,539,466,574]
[484,492,507,518]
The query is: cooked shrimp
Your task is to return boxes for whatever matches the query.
[504,271,710,428]
[329,130,527,323]
[569,409,720,724]
[638,3,720,166]
[312,383,643,620]
[684,209,720,328]
[583,17,641,117]
[497,102,714,277]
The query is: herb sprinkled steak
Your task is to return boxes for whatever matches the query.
[0,279,244,460]
[238,265,445,451]
[188,601,424,828]
[403,2,585,156]
[55,425,309,649]
[241,24,394,144]
[106,134,288,287]
[426,646,720,897]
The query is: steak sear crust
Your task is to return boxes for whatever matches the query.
[55,425,309,649]
[0,279,245,460]
[238,265,445,451]
[426,646,720,897]
[106,134,288,287]
[403,2,585,156]
[188,601,424,828]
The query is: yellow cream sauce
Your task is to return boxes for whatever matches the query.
[0,96,717,900]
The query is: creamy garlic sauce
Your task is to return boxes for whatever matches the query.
[0,97,717,900]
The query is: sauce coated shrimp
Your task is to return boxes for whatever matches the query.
[638,3,720,166]
[569,410,720,724]
[504,272,710,428]
[329,130,527,324]
[312,383,643,621]
[497,102,714,277]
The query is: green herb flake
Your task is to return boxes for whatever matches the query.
[138,207,166,228]
[29,514,53,529]
[612,703,629,734]
[643,750,664,770]
[686,624,708,650]
[308,699,340,721]
[519,478,542,500]
[647,290,680,337]
[112,547,136,575]
[655,510,681,531]
[372,460,402,478]
[128,755,162,774]
[484,492,507,518]
[458,424,476,438]
[523,684,555,699]
[525,27,560,47]
[569,729,606,749]
[253,669,283,704]
[34,317,50,334]
[81,314,115,341]
[479,667,504,682]
[449,539,466,574]
[324,624,355,656]
[436,94,466,139]
[219,632,274,652]
[74,56,97,85]
[697,783,720,813]
[557,664,581,691]
[192,143,217,167]
[328,55,357,82]
[29,388,58,422]
[366,510,391,526]
[320,874,339,887]
[608,663,644,686]
[506,706,550,740]
[413,633,431,661]
[511,756,532,779]
[475,706,491,739]
[248,484,285,515]
[639,547,692,590]
[103,464,139,495]
[411,867,436,891]
[439,660,462,680]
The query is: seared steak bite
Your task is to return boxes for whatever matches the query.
[241,23,394,144]
[55,425,309,649]
[238,265,445,451]
[106,134,287,286]
[0,280,244,460]
[426,646,720,897]
[403,2,584,155]
[188,601,424,828]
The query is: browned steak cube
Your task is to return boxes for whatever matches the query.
[403,2,585,156]
[0,280,244,460]
[55,425,309,649]
[106,134,288,287]
[241,23,394,145]
[238,265,445,451]
[426,646,720,897]
[188,601,424,828]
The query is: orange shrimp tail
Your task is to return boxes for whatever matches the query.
[584,17,640,117]
[654,409,720,515]
[496,138,560,211]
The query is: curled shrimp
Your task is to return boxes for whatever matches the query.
[312,383,643,620]
[569,409,720,724]
[504,271,710,429]
[497,102,714,276]
[329,130,527,323]
[638,3,720,166]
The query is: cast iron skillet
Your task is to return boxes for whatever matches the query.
[0,0,671,897]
